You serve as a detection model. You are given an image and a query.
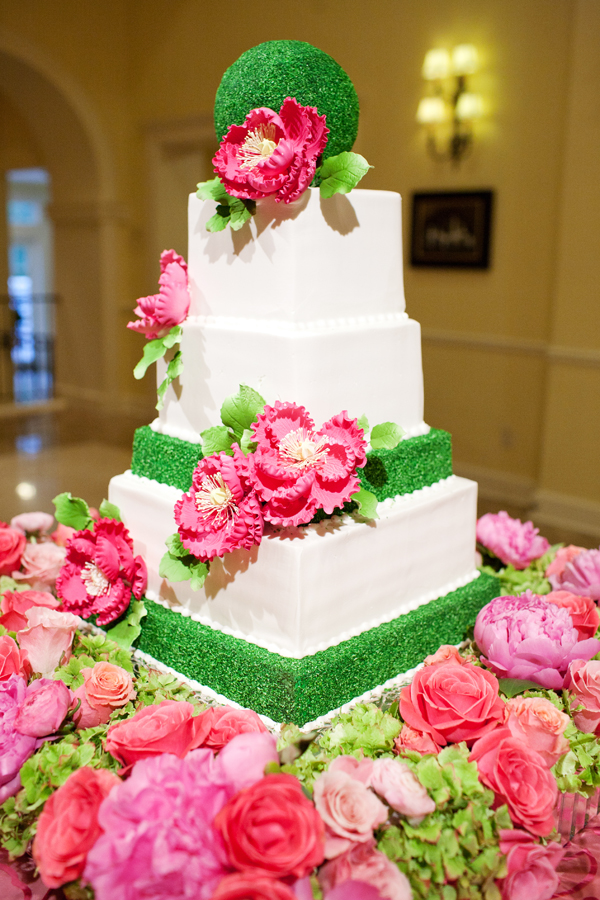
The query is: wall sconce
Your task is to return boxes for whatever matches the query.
[416,44,483,163]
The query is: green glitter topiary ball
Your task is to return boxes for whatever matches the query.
[214,40,359,160]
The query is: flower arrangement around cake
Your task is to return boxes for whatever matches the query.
[1,508,600,898]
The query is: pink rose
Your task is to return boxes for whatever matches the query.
[12,540,66,590]
[215,773,325,878]
[328,755,374,785]
[554,548,600,600]
[104,699,210,768]
[219,731,279,792]
[198,704,269,751]
[0,589,60,632]
[214,875,297,900]
[72,662,136,729]
[498,829,563,900]
[399,660,505,747]
[476,511,549,569]
[10,511,54,536]
[0,523,26,575]
[319,842,412,900]
[213,98,328,204]
[505,696,570,767]
[127,249,190,340]
[394,724,441,756]
[546,545,585,586]
[370,758,435,824]
[544,590,599,640]
[423,645,468,666]
[33,766,120,888]
[313,768,387,859]
[470,727,558,836]
[50,522,76,546]
[17,607,80,676]
[0,634,30,681]
[14,678,73,737]
[565,659,600,733]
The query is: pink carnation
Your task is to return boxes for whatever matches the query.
[552,547,600,601]
[175,448,264,563]
[498,829,563,900]
[313,767,387,859]
[250,403,367,526]
[56,518,147,626]
[545,544,585,585]
[0,589,61,632]
[394,724,441,756]
[127,249,190,340]
[319,842,412,900]
[474,592,600,689]
[213,98,328,204]
[476,511,549,569]
[10,511,54,535]
[12,540,66,590]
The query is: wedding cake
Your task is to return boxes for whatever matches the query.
[108,41,497,724]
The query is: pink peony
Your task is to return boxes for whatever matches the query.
[50,522,76,546]
[546,544,585,586]
[251,403,367,526]
[474,592,600,689]
[0,588,61,632]
[218,732,279,793]
[476,511,550,569]
[17,606,80,676]
[553,548,600,601]
[0,675,37,803]
[128,249,190,340]
[498,829,563,900]
[175,448,264,563]
[319,842,412,900]
[33,766,120,888]
[56,518,147,625]
[0,633,30,681]
[369,758,435,824]
[0,523,26,576]
[14,678,73,737]
[104,699,210,768]
[12,540,67,590]
[394,724,441,756]
[72,662,136,729]
[470,727,557,836]
[312,768,387,859]
[398,659,505,747]
[85,750,234,900]
[214,875,297,900]
[213,98,328,204]
[10,511,54,535]
[544,590,599,640]
[565,659,600,733]
[505,696,570,767]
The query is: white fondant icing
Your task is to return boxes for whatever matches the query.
[109,471,479,658]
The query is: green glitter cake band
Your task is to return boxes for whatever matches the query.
[134,572,499,725]
[130,426,453,499]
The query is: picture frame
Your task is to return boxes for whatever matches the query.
[410,190,494,268]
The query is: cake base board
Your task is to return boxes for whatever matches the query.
[133,571,499,725]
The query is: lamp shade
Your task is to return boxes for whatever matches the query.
[455,92,483,120]
[416,96,449,124]
[422,48,451,80]
[451,44,479,75]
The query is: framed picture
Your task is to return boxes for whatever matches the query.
[410,190,493,268]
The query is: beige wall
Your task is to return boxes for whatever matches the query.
[0,0,598,534]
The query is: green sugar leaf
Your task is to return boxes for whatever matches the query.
[196,177,229,204]
[318,152,372,199]
[133,336,168,380]
[221,384,266,442]
[163,325,183,349]
[206,209,230,232]
[229,199,255,231]
[201,425,235,456]
[189,560,209,590]
[370,421,404,450]
[352,487,379,520]
[357,414,369,435]
[98,499,121,521]
[105,600,147,650]
[240,428,257,456]
[498,677,544,698]
[53,492,92,530]
[159,551,193,583]
[156,350,183,411]
[165,533,188,558]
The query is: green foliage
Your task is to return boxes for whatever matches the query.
[317,151,372,198]
[498,677,544,698]
[370,421,404,451]
[479,546,557,597]
[352,487,379,520]
[159,534,209,590]
[53,492,93,531]
[0,576,30,594]
[127,665,199,709]
[133,324,182,380]
[320,703,400,757]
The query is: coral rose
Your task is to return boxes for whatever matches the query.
[394,724,440,756]
[470,727,557,836]
[198,703,269,750]
[423,645,468,666]
[505,696,570,767]
[215,773,325,878]
[474,592,600,689]
[498,829,563,900]
[213,874,297,900]
[251,402,367,526]
[313,768,387,859]
[0,588,60,632]
[72,662,136,729]
[10,511,54,536]
[213,98,328,204]
[33,766,120,888]
[175,448,264,562]
[398,660,505,747]
[0,634,30,681]
[128,249,190,340]
[15,678,73,737]
[476,511,550,569]
[218,732,279,793]
[104,699,210,768]
[0,523,26,575]
[12,540,67,590]
[370,758,435,824]
[56,517,147,625]
[50,522,76,546]
[565,659,600,733]
[546,544,585,587]
[17,606,80,676]
[0,675,37,803]
[544,590,599,640]
[319,842,412,900]
[554,548,600,601]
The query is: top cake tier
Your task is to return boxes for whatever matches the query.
[188,188,406,322]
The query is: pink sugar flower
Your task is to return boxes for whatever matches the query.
[474,591,600,690]
[553,547,600,601]
[213,98,328,204]
[56,518,147,626]
[175,448,264,563]
[546,544,585,586]
[251,402,367,527]
[476,511,550,569]
[127,249,190,340]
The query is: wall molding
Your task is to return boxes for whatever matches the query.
[422,328,600,369]
[535,489,600,540]
[454,461,537,507]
